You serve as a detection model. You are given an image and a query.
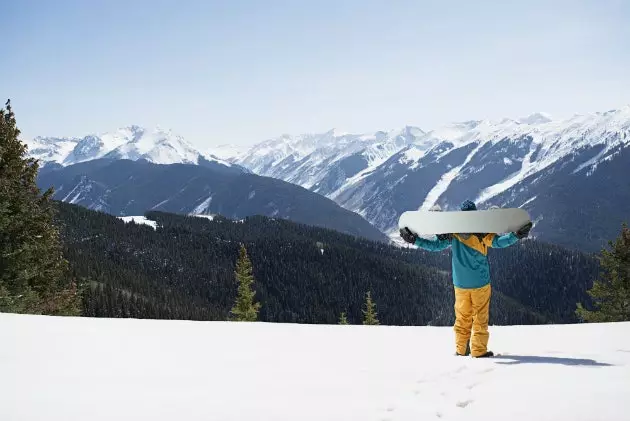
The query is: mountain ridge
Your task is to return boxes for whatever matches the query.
[228,105,630,252]
[27,125,236,169]
[36,158,388,243]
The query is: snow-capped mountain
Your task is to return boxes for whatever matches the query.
[236,126,426,197]
[27,125,234,168]
[230,105,630,252]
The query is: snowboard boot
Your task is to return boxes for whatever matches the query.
[472,351,494,358]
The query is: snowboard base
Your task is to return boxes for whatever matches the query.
[398,208,530,235]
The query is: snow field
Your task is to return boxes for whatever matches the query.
[1,314,629,421]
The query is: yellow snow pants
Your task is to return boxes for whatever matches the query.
[454,284,491,357]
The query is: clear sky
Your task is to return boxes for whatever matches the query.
[2,0,630,148]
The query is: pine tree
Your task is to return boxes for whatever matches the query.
[230,244,260,321]
[362,290,379,325]
[0,100,81,315]
[576,224,630,322]
[339,311,349,325]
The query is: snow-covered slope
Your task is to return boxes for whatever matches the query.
[118,216,158,229]
[2,313,629,421]
[231,105,630,251]
[237,127,426,196]
[27,125,233,168]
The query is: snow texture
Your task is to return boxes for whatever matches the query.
[237,127,425,191]
[192,195,213,214]
[399,146,427,169]
[61,183,85,204]
[421,142,486,211]
[1,313,629,421]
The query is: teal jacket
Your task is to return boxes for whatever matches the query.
[415,232,519,289]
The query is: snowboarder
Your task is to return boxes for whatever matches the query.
[399,200,532,358]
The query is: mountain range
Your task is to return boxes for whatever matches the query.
[28,125,239,170]
[28,105,630,252]
[223,106,630,252]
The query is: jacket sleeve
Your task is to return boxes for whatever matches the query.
[489,232,519,248]
[414,236,452,251]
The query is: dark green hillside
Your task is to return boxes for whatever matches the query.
[54,202,598,326]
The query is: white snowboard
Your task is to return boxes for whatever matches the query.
[398,208,531,235]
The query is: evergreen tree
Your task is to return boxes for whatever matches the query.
[230,244,260,321]
[339,311,349,325]
[362,291,379,325]
[576,224,630,322]
[0,100,80,315]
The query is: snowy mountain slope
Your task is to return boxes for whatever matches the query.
[27,125,234,168]
[37,159,387,242]
[331,106,630,209]
[237,127,426,197]
[2,313,629,421]
[26,136,78,163]
[231,105,630,251]
[118,215,158,229]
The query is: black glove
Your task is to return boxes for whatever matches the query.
[515,221,532,239]
[437,233,453,241]
[399,227,418,244]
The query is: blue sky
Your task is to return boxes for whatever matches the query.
[2,0,629,148]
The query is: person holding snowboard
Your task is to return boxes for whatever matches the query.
[399,200,532,358]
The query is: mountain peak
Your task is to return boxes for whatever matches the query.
[610,104,630,116]
[30,125,205,167]
[325,128,349,137]
[400,125,426,137]
[125,124,144,132]
[518,112,553,125]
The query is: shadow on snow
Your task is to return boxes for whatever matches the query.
[492,354,614,367]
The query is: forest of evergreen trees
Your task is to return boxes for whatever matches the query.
[53,202,600,326]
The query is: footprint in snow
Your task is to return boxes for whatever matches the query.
[456,399,473,408]
[447,365,469,378]
[454,365,468,373]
